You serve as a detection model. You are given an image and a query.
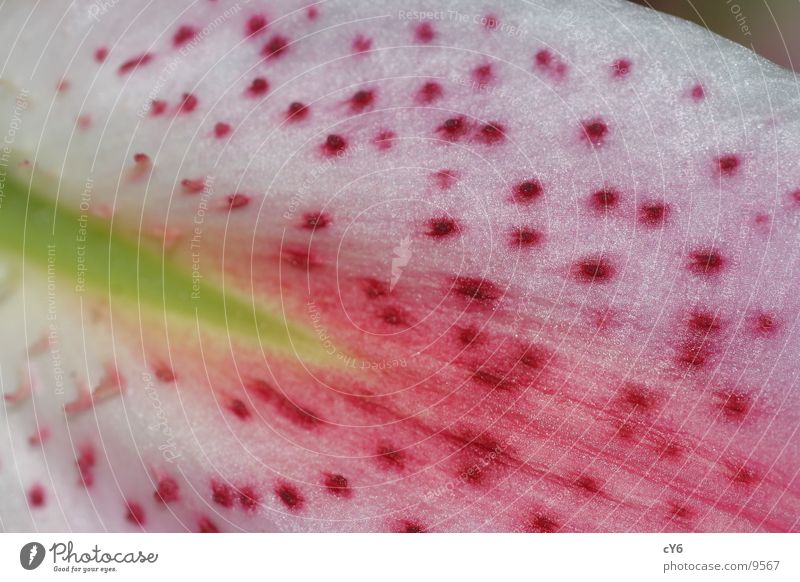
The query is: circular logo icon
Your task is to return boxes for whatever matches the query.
[20,542,46,570]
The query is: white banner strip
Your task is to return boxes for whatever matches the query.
[1,533,797,581]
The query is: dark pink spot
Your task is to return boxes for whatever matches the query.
[287,101,309,122]
[639,201,669,227]
[212,481,235,508]
[526,513,560,533]
[28,484,46,508]
[155,477,180,504]
[457,326,479,346]
[426,217,460,238]
[307,6,319,20]
[214,122,232,138]
[688,310,721,335]
[154,366,176,382]
[669,502,694,521]
[416,81,443,104]
[275,482,304,510]
[520,344,548,369]
[619,383,656,412]
[246,77,270,97]
[322,134,348,156]
[574,475,601,494]
[690,83,706,101]
[509,227,543,249]
[301,211,331,231]
[676,340,710,370]
[472,369,512,390]
[181,178,206,193]
[118,53,153,75]
[246,379,321,428]
[472,64,493,85]
[751,312,779,337]
[458,463,488,486]
[376,445,405,470]
[400,521,426,533]
[615,421,639,442]
[716,154,740,177]
[753,212,770,231]
[451,277,503,305]
[476,122,505,145]
[246,14,269,37]
[150,100,168,116]
[78,445,96,469]
[534,50,551,67]
[660,440,686,460]
[716,390,751,422]
[437,117,468,141]
[513,179,543,204]
[263,35,289,59]
[432,169,458,190]
[380,306,409,326]
[572,257,615,283]
[228,398,251,420]
[178,93,198,114]
[324,473,352,498]
[687,249,725,276]
[76,445,96,488]
[729,463,758,486]
[94,47,108,63]
[675,311,720,369]
[373,130,396,150]
[589,188,620,211]
[415,22,435,43]
[198,517,219,533]
[352,34,372,54]
[611,58,632,78]
[350,89,375,112]
[173,25,197,47]
[361,278,389,299]
[238,485,261,511]
[581,118,609,146]
[482,14,499,30]
[126,501,145,526]
[226,193,251,210]
[534,49,568,80]
[129,154,151,180]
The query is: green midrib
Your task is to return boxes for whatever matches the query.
[0,173,335,364]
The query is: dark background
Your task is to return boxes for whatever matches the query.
[631,0,800,70]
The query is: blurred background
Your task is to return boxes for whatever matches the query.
[630,0,800,71]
